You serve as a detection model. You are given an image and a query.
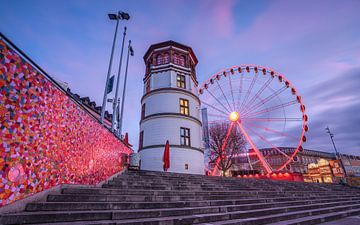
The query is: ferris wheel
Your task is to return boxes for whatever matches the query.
[199,64,308,175]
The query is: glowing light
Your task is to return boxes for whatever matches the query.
[229,111,239,122]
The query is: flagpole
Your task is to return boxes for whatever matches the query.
[118,40,133,136]
[112,26,127,133]
[100,15,120,124]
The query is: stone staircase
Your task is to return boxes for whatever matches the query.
[1,170,360,225]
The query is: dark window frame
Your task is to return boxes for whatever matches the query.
[141,103,146,119]
[177,74,186,89]
[139,131,144,149]
[180,127,191,146]
[179,98,189,115]
[146,79,150,93]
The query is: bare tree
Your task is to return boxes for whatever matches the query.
[208,122,246,176]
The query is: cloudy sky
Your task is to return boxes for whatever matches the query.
[1,0,359,155]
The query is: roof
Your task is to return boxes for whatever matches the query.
[143,40,198,65]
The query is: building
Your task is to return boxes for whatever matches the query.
[139,41,204,174]
[66,89,113,129]
[339,153,360,177]
[304,159,344,183]
[230,147,360,180]
[235,147,336,174]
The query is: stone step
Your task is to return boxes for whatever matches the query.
[267,208,360,225]
[61,187,355,196]
[27,196,360,212]
[107,181,254,189]
[2,198,359,224]
[2,170,359,225]
[197,204,360,225]
[102,185,258,191]
[27,202,360,225]
[61,188,272,196]
[102,182,356,193]
[47,192,358,203]
[114,177,356,192]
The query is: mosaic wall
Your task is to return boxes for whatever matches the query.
[0,40,132,207]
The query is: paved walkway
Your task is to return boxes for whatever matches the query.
[321,216,360,225]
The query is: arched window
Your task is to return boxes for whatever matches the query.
[156,54,163,65]
[173,53,180,65]
[179,55,186,67]
[163,53,170,64]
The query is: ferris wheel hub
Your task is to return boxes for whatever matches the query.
[229,111,240,122]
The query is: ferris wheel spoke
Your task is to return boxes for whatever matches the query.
[236,121,272,173]
[216,80,233,111]
[236,72,244,112]
[244,117,302,122]
[240,77,273,115]
[242,122,290,159]
[239,72,258,112]
[242,86,287,116]
[243,120,299,141]
[204,89,231,113]
[211,122,235,176]
[244,100,298,118]
[201,100,229,116]
[227,72,236,110]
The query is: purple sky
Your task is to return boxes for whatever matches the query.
[1,0,359,155]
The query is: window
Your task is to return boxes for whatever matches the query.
[180,98,189,115]
[173,53,180,65]
[156,54,163,65]
[156,53,169,65]
[180,127,191,146]
[139,131,144,149]
[146,79,150,93]
[141,104,146,119]
[179,55,186,67]
[177,74,186,89]
[163,53,170,64]
[185,164,189,170]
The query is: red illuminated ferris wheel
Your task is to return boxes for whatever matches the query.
[199,65,308,175]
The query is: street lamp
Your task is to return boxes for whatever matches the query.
[118,40,134,136]
[100,11,130,125]
[325,126,348,177]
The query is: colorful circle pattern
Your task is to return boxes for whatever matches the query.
[0,40,132,207]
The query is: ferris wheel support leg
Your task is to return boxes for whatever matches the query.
[236,121,273,174]
[211,122,235,176]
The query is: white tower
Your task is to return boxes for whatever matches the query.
[139,41,204,174]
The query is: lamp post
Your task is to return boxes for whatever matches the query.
[100,11,130,125]
[112,26,127,133]
[118,40,134,136]
[325,126,347,177]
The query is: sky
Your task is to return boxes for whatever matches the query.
[1,0,359,155]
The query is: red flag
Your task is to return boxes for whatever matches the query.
[123,133,133,147]
[163,140,170,171]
